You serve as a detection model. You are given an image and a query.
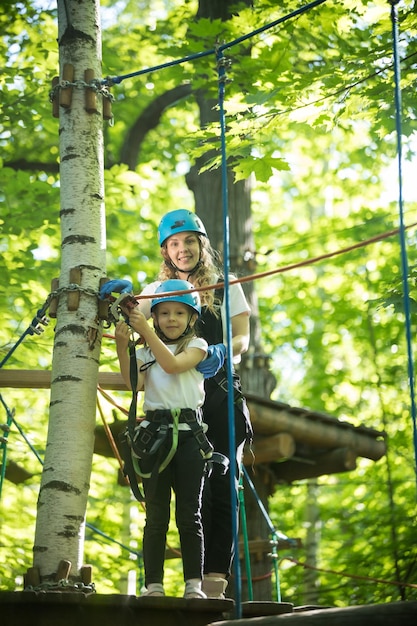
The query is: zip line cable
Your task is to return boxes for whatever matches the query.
[389,0,417,490]
[103,0,328,86]
[216,44,242,618]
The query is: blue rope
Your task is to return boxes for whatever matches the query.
[0,394,14,499]
[0,303,50,370]
[216,45,242,618]
[389,0,417,490]
[103,0,328,86]
[210,4,328,611]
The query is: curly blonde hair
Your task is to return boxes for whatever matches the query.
[158,234,223,315]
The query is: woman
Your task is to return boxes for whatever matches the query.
[140,209,253,598]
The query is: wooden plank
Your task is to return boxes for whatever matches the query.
[0,591,233,626]
[0,369,128,391]
[208,601,417,625]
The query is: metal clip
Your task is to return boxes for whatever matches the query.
[109,293,137,324]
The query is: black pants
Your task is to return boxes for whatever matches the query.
[142,430,206,585]
[201,380,250,577]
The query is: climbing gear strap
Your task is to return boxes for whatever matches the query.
[118,338,146,501]
[180,408,214,460]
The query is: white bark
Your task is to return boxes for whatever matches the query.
[33,0,106,582]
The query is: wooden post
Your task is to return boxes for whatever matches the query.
[51,77,60,118]
[59,63,74,109]
[68,267,81,311]
[84,69,98,113]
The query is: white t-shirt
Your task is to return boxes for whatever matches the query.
[139,277,250,363]
[136,337,208,412]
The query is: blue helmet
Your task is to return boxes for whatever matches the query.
[150,279,201,315]
[157,209,207,246]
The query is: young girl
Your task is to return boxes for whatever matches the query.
[115,279,209,599]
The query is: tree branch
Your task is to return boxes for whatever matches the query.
[120,83,193,169]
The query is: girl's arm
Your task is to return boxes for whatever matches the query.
[127,309,206,375]
[115,321,145,391]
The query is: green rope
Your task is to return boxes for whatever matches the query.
[238,473,253,600]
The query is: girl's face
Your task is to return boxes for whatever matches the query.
[152,301,196,341]
[165,231,200,275]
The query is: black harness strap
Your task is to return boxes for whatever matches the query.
[180,408,214,459]
[118,339,146,502]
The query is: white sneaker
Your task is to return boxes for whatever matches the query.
[142,583,165,597]
[184,580,207,599]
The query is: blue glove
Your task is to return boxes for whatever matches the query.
[196,343,226,379]
[99,279,133,300]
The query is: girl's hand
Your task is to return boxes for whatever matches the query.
[115,320,131,349]
[127,308,149,335]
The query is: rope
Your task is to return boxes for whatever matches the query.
[282,556,417,590]
[96,396,126,476]
[238,473,253,600]
[0,302,50,369]
[388,0,417,490]
[242,465,299,602]
[97,385,129,417]
[0,394,14,499]
[215,43,242,618]
[129,222,417,301]
[103,0,328,86]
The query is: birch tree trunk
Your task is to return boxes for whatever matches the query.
[32,0,106,584]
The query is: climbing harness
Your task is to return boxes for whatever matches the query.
[118,334,228,503]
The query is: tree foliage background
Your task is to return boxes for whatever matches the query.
[1,0,416,607]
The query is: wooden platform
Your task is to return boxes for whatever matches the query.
[1,592,416,626]
[0,591,233,626]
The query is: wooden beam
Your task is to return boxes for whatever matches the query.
[2,459,36,484]
[0,369,128,391]
[243,433,295,464]
[272,447,358,484]
[247,401,386,462]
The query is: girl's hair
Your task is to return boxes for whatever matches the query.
[158,234,223,315]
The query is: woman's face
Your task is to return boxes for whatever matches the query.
[165,231,201,275]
